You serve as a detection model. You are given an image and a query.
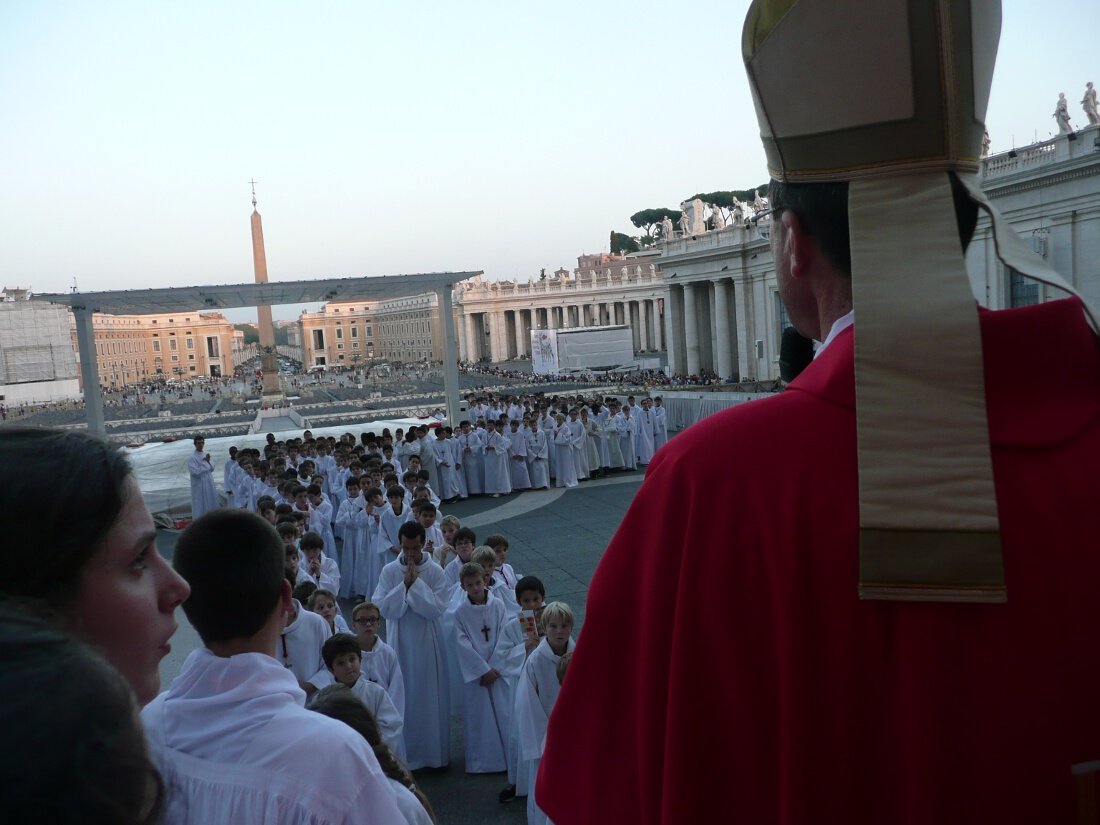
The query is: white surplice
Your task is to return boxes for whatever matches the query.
[517,636,576,825]
[452,594,513,773]
[142,649,404,825]
[372,556,451,770]
[482,430,512,495]
[524,427,550,489]
[188,450,219,519]
[507,427,532,490]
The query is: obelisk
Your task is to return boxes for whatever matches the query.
[250,180,282,399]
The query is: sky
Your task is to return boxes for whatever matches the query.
[2,1,1097,322]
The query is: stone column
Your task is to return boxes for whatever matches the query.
[437,285,461,424]
[683,283,701,375]
[72,303,105,437]
[629,302,640,351]
[464,313,478,361]
[513,310,525,358]
[713,278,733,379]
[639,300,650,350]
[666,286,683,374]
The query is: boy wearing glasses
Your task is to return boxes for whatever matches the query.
[352,601,405,718]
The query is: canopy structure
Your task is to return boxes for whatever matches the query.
[36,271,480,436]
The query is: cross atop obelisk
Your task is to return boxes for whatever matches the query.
[249,180,282,400]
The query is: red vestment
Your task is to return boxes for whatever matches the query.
[539,298,1100,824]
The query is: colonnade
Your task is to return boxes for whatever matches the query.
[457,298,665,362]
[665,276,741,380]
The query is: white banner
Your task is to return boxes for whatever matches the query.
[531,329,559,374]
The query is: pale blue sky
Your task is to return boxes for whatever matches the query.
[2,1,1096,321]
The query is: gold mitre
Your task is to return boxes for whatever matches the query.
[742,0,1096,603]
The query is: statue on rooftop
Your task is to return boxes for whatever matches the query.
[660,215,674,241]
[981,129,991,159]
[1054,93,1073,134]
[1083,82,1099,126]
[678,211,690,237]
[710,204,726,231]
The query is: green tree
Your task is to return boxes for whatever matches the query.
[610,230,640,255]
[630,208,683,240]
[233,323,260,345]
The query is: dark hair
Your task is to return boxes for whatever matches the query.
[300,531,324,551]
[321,632,361,669]
[0,428,133,608]
[344,476,361,490]
[398,521,426,545]
[292,580,318,604]
[768,172,979,278]
[515,575,546,601]
[310,685,438,823]
[174,510,286,644]
[416,501,437,515]
[363,486,383,500]
[0,605,163,824]
[453,527,476,545]
[484,533,509,551]
[276,522,299,540]
[386,485,406,499]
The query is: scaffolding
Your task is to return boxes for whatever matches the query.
[0,302,80,403]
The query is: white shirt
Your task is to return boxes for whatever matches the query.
[814,309,854,359]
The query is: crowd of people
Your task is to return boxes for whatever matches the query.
[190,411,615,823]
[1,424,585,824]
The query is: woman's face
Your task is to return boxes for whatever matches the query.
[71,477,190,705]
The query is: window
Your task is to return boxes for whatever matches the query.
[351,326,358,338]
[337,343,344,350]
[169,338,177,351]
[1007,266,1039,308]
[336,327,343,340]
[188,354,195,361]
[775,291,792,340]
[186,338,194,350]
[352,341,359,349]
[207,337,220,357]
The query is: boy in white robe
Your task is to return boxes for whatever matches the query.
[524,419,550,490]
[635,398,657,465]
[432,429,461,502]
[320,633,405,762]
[372,520,451,770]
[378,486,408,569]
[457,422,484,496]
[482,420,512,497]
[282,594,332,696]
[444,527,478,591]
[453,562,513,773]
[516,601,576,825]
[486,534,520,592]
[507,420,532,490]
[415,502,445,561]
[300,531,340,594]
[143,509,404,825]
[498,575,546,803]
[352,601,406,717]
[188,435,219,519]
[553,416,579,488]
[334,477,368,599]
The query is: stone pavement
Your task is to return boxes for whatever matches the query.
[155,469,646,824]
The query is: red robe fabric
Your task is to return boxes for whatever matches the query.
[539,298,1100,824]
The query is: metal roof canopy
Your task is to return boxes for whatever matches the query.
[36,271,480,314]
[36,271,479,437]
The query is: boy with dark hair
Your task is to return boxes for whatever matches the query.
[319,632,405,760]
[300,531,340,594]
[142,509,403,824]
[372,520,451,770]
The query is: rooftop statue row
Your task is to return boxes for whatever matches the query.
[1059,83,1100,132]
[660,193,771,241]
[457,265,661,296]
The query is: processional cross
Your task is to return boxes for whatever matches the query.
[481,624,491,642]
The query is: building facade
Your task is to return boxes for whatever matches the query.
[966,123,1100,311]
[69,310,241,388]
[298,301,378,369]
[453,251,666,362]
[657,123,1100,382]
[374,292,442,364]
